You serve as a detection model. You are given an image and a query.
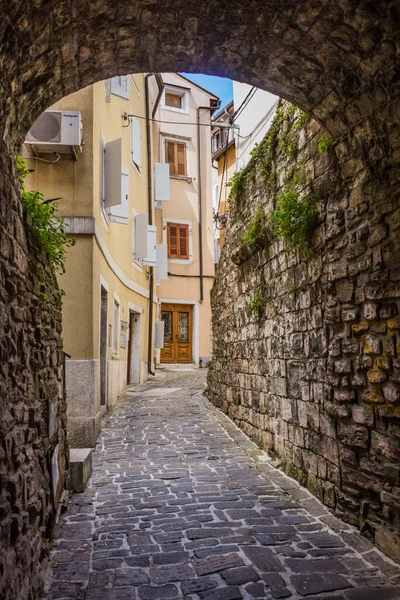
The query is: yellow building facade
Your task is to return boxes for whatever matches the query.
[22,72,218,447]
[23,74,162,447]
[154,74,218,367]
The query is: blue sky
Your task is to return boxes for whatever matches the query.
[180,73,233,108]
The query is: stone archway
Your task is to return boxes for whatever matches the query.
[1,2,400,598]
[1,1,399,147]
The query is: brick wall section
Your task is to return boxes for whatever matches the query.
[0,148,69,600]
[207,105,400,563]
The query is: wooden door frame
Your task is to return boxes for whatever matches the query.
[127,305,142,384]
[175,303,192,363]
[99,283,108,407]
[159,299,199,366]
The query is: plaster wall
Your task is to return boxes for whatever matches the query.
[155,73,216,361]
[233,82,279,170]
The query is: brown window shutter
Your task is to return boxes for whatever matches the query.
[166,141,176,175]
[178,224,189,259]
[167,223,178,257]
[165,92,182,109]
[177,143,186,176]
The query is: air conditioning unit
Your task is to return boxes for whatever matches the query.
[25,110,82,154]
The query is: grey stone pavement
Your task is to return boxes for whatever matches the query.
[44,369,400,600]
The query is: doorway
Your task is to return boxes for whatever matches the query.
[127,310,141,384]
[160,303,192,363]
[100,285,108,406]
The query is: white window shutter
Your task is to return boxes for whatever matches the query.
[101,136,105,205]
[134,213,149,259]
[156,244,168,280]
[154,321,165,349]
[142,225,157,266]
[110,76,130,100]
[131,118,141,169]
[104,138,122,207]
[110,167,129,223]
[155,163,170,201]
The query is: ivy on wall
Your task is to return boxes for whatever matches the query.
[227,100,321,260]
[16,156,74,274]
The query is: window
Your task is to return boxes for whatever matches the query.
[167,223,189,259]
[112,298,120,355]
[110,76,130,100]
[165,92,183,109]
[162,86,189,113]
[130,117,141,171]
[212,131,221,153]
[165,140,187,177]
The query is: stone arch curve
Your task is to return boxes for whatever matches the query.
[1,0,399,153]
[1,2,400,598]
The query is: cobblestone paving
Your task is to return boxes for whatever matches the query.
[45,370,400,600]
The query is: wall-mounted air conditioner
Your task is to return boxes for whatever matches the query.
[25,110,82,154]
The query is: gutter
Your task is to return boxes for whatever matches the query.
[197,101,220,302]
[145,73,164,376]
[167,272,214,279]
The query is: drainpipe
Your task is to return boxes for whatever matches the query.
[197,102,219,303]
[145,73,164,376]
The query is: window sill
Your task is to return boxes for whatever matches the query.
[162,105,189,115]
[168,258,193,265]
[170,175,192,183]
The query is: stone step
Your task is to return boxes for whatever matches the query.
[70,448,92,493]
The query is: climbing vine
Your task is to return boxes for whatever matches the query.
[16,157,74,273]
[227,100,311,209]
[317,135,333,153]
[240,210,268,248]
[270,191,318,257]
[246,291,264,317]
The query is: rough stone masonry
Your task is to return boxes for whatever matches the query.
[44,370,400,600]
[1,1,400,598]
[208,102,400,563]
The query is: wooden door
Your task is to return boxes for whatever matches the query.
[160,304,192,363]
[127,312,135,384]
[100,286,108,406]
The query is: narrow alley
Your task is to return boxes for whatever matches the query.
[45,370,400,600]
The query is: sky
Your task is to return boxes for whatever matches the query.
[180,73,233,108]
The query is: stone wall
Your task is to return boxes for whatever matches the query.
[207,102,400,562]
[0,151,69,600]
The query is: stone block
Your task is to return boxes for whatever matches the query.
[362,335,382,354]
[337,423,369,448]
[363,302,378,320]
[352,405,374,426]
[371,431,400,461]
[70,448,92,493]
[383,383,400,403]
[335,359,352,374]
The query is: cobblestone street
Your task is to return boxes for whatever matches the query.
[45,370,400,600]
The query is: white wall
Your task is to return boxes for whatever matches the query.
[233,82,279,170]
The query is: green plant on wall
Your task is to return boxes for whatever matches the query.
[270,191,318,257]
[240,210,268,248]
[246,290,264,316]
[279,130,298,160]
[226,165,251,207]
[226,100,312,209]
[16,156,74,273]
[317,135,333,153]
